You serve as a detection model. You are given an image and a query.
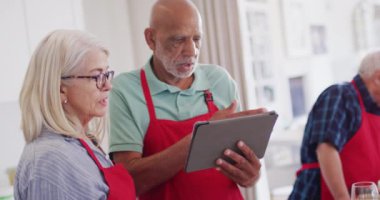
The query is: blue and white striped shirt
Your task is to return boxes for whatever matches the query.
[14,129,112,200]
[289,75,380,199]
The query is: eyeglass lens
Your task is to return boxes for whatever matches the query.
[97,71,114,89]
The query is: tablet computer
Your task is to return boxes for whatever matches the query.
[185,111,278,173]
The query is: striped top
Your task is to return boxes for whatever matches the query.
[14,129,112,200]
[289,75,380,199]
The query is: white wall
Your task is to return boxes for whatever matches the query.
[0,0,84,103]
[0,0,84,187]
[327,0,363,82]
[81,0,155,72]
[126,0,156,68]
[0,0,29,103]
[82,0,136,74]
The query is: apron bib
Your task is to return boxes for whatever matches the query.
[139,69,243,200]
[79,139,136,200]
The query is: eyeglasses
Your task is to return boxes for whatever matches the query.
[61,70,115,89]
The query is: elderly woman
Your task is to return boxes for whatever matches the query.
[14,30,135,200]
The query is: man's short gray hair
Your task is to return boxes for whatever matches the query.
[359,49,380,78]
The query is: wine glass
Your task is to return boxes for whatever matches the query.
[351,181,379,200]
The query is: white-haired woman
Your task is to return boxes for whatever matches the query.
[289,50,380,200]
[14,30,135,200]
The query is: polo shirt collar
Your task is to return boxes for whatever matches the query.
[143,57,210,95]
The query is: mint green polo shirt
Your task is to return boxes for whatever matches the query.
[109,59,240,153]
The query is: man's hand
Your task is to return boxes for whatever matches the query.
[210,100,266,121]
[216,141,261,187]
[210,100,266,187]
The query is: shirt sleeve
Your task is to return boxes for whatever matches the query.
[208,65,242,112]
[109,78,144,153]
[21,178,107,200]
[306,84,361,151]
[24,179,72,200]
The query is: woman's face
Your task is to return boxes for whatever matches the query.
[61,49,111,126]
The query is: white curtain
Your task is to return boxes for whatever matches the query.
[191,0,271,199]
[192,0,248,110]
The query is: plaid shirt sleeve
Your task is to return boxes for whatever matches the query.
[305,83,361,153]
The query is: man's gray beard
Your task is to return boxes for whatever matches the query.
[165,64,197,79]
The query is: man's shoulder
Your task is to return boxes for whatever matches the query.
[112,69,141,90]
[320,82,355,97]
[315,81,356,104]
[197,64,231,80]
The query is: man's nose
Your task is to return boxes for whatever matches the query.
[182,39,198,57]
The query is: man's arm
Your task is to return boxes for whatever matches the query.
[113,102,265,194]
[112,134,191,195]
[317,143,350,200]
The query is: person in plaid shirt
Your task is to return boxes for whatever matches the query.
[289,50,380,200]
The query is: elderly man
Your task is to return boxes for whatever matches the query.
[109,0,263,199]
[290,50,380,200]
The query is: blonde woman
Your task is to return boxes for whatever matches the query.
[14,30,135,200]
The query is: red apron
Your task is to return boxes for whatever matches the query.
[139,69,243,200]
[79,139,136,200]
[297,81,380,199]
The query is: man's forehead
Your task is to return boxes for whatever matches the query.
[150,0,202,29]
[160,26,203,37]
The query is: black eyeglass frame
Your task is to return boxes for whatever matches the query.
[61,70,115,89]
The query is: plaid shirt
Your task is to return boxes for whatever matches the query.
[289,75,380,200]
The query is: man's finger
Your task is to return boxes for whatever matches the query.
[228,107,267,118]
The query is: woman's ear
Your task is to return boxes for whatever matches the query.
[60,85,68,104]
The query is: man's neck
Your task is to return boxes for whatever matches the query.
[151,58,194,90]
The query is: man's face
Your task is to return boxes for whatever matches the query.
[153,13,202,79]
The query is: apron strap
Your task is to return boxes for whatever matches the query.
[296,162,320,176]
[79,139,104,171]
[140,69,157,120]
[140,69,219,120]
[351,80,365,110]
[203,90,218,113]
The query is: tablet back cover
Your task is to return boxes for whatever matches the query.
[185,112,278,173]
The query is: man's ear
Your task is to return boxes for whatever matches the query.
[144,28,156,51]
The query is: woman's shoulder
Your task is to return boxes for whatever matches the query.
[15,131,108,199]
[16,130,105,183]
[18,132,80,171]
[15,132,78,188]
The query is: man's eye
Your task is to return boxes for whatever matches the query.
[174,38,185,43]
